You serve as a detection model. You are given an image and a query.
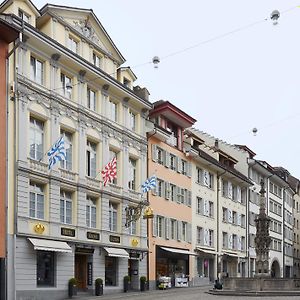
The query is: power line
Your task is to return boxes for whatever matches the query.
[18,5,300,99]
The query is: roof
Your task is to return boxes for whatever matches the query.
[39,3,125,64]
[0,15,19,42]
[0,0,40,16]
[235,144,256,158]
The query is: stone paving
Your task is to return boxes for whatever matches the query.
[70,285,300,300]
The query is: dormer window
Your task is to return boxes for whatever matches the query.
[123,78,131,88]
[18,9,30,23]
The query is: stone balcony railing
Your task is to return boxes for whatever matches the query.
[29,158,48,173]
[59,168,77,181]
[86,176,101,189]
[128,189,142,201]
[109,183,123,195]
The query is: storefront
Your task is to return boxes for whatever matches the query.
[221,252,238,278]
[194,249,216,285]
[156,246,194,288]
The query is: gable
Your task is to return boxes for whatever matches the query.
[39,5,125,64]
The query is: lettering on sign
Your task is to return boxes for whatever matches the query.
[87,262,93,286]
[109,235,120,243]
[61,227,75,237]
[75,247,94,254]
[87,232,100,240]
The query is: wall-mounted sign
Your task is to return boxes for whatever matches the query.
[34,223,45,234]
[131,239,139,247]
[87,262,93,286]
[87,232,100,240]
[75,247,94,254]
[109,235,120,243]
[61,227,75,237]
[130,252,140,259]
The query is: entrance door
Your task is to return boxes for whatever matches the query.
[75,254,87,289]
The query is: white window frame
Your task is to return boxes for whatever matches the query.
[68,35,78,53]
[60,130,72,170]
[60,190,72,224]
[87,87,96,111]
[86,140,97,177]
[86,197,97,228]
[109,202,118,232]
[29,117,44,161]
[128,158,137,190]
[29,182,44,220]
[129,111,136,131]
[30,56,43,85]
[60,73,72,99]
[108,100,117,122]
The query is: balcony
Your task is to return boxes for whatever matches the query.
[166,134,177,147]
[60,168,77,181]
[128,189,141,201]
[29,158,48,174]
[86,176,101,189]
[109,183,122,195]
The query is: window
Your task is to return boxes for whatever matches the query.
[123,78,131,88]
[29,117,44,161]
[222,207,228,222]
[108,100,117,122]
[87,88,96,111]
[197,197,203,214]
[170,219,176,239]
[222,232,228,248]
[68,36,78,53]
[86,197,96,228]
[241,214,246,228]
[37,251,55,286]
[18,9,30,23]
[60,130,72,170]
[270,182,282,198]
[93,52,101,68]
[129,217,136,235]
[182,222,187,241]
[60,191,72,224]
[222,180,228,197]
[86,140,97,177]
[241,237,246,251]
[29,182,44,220]
[60,73,72,99]
[196,168,203,184]
[157,216,164,238]
[170,154,176,170]
[208,229,214,247]
[30,56,43,85]
[109,202,118,232]
[208,201,214,218]
[129,111,136,131]
[170,184,176,201]
[232,234,237,250]
[197,227,203,244]
[157,148,164,165]
[181,160,187,175]
[157,179,164,197]
[232,211,237,225]
[105,257,117,286]
[128,158,137,190]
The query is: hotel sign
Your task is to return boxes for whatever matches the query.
[87,232,100,241]
[109,235,120,243]
[61,227,75,237]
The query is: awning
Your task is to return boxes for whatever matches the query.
[222,251,238,258]
[28,238,72,253]
[160,246,196,256]
[196,247,217,255]
[104,247,129,258]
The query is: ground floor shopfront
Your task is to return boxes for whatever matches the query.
[8,236,147,300]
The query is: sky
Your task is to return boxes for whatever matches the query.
[33,0,300,178]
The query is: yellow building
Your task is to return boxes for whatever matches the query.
[2,0,152,299]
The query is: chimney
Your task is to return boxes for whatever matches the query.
[133,86,150,101]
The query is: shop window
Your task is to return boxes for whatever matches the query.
[37,251,55,287]
[105,257,117,286]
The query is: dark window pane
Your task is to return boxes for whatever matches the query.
[37,251,55,286]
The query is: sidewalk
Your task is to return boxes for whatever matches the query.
[67,285,211,300]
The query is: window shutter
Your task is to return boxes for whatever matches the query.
[187,162,192,177]
[152,182,158,196]
[200,198,204,215]
[204,199,209,216]
[152,144,158,162]
[165,152,170,168]
[237,186,241,203]
[237,213,241,226]
[165,182,170,200]
[187,191,192,207]
[187,223,192,243]
[204,229,209,246]
[165,218,170,240]
[152,215,157,237]
[162,150,167,166]
[177,186,181,203]
[228,209,232,223]
[237,236,241,251]
[177,157,182,173]
[161,180,166,198]
[182,188,186,204]
[228,182,233,199]
[177,221,182,241]
[228,234,233,249]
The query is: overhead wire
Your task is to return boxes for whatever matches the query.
[17,4,300,99]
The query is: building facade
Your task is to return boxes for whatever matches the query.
[147,100,196,289]
[0,16,19,300]
[2,1,152,299]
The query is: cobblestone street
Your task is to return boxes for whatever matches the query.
[71,286,300,300]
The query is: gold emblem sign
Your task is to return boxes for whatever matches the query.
[131,239,139,247]
[34,223,45,234]
[143,206,154,219]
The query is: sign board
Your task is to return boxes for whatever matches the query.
[87,262,93,286]
[87,232,100,240]
[109,235,120,243]
[61,227,75,237]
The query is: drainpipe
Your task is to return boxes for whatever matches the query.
[216,170,226,281]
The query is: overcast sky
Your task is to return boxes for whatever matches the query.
[34,0,300,178]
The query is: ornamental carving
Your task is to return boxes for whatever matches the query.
[73,19,101,46]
